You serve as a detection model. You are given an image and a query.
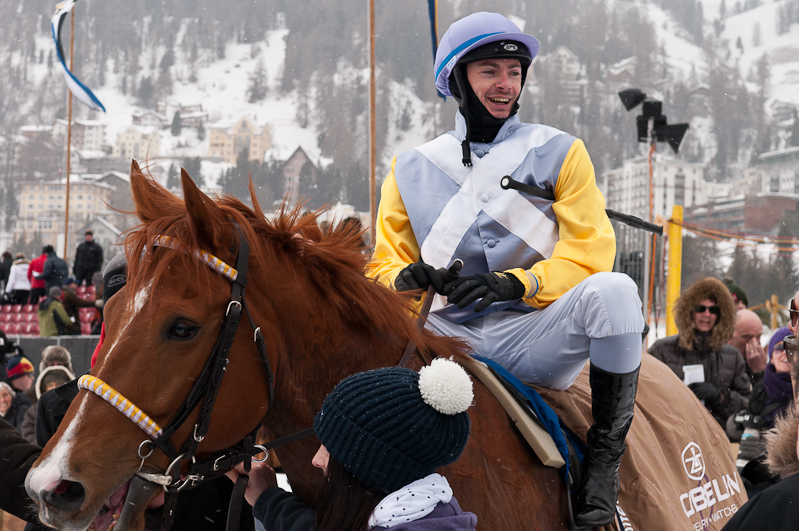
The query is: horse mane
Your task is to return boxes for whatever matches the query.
[124,169,469,364]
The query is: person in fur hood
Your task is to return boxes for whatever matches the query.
[648,277,751,426]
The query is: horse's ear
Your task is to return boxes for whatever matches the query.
[181,168,223,249]
[130,159,182,224]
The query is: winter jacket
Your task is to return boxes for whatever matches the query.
[62,286,96,323]
[73,240,103,275]
[0,417,41,522]
[252,488,477,531]
[648,277,751,426]
[721,407,799,531]
[4,259,31,293]
[37,297,73,337]
[0,256,13,286]
[368,112,614,321]
[36,253,68,290]
[27,254,47,290]
[1,392,32,432]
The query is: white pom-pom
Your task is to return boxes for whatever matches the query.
[418,358,473,415]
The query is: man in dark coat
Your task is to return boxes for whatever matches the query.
[35,245,68,291]
[0,250,13,294]
[73,230,103,286]
[0,417,41,522]
[648,277,752,427]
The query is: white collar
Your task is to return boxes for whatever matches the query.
[368,473,453,529]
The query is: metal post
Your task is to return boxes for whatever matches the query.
[368,0,377,248]
[771,294,779,330]
[645,140,656,324]
[63,7,75,258]
[666,205,683,336]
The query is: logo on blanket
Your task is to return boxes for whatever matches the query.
[681,442,705,480]
[677,442,741,524]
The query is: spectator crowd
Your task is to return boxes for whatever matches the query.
[0,231,105,337]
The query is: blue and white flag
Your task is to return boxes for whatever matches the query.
[51,0,106,112]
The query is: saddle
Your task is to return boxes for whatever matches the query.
[463,354,748,531]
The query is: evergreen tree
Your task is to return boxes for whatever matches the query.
[166,163,179,189]
[138,76,155,108]
[681,235,721,288]
[790,110,799,147]
[182,157,203,187]
[221,148,256,200]
[171,111,182,136]
[197,122,206,141]
[297,161,318,207]
[246,58,267,103]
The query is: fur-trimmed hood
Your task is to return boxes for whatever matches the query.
[674,277,736,352]
[765,405,799,480]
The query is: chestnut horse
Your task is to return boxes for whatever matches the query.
[25,163,568,531]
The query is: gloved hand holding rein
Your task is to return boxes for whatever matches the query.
[444,271,526,312]
[394,261,459,294]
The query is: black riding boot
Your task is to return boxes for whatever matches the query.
[573,364,639,528]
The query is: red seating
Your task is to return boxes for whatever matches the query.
[10,314,23,323]
[10,304,22,313]
[79,308,95,323]
[2,323,19,334]
[76,286,87,295]
[0,305,11,313]
[0,314,11,323]
[19,323,39,335]
[80,323,91,335]
[22,304,34,313]
[22,314,37,323]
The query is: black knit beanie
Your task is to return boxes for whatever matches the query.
[313,359,473,494]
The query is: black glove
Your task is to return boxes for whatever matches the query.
[394,261,458,295]
[444,271,526,313]
[688,382,723,408]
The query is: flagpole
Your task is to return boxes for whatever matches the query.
[63,6,74,258]
[368,0,376,248]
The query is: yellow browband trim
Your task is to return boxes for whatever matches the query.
[78,374,163,438]
[152,235,238,282]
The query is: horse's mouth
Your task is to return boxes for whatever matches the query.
[94,478,130,531]
[95,475,161,531]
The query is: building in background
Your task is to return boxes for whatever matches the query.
[685,193,799,236]
[132,110,167,129]
[603,154,710,221]
[281,146,315,205]
[13,176,127,255]
[743,146,799,195]
[113,125,161,161]
[208,116,270,164]
[52,119,106,152]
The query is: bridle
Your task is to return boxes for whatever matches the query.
[78,228,303,531]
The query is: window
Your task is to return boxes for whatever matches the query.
[772,177,779,192]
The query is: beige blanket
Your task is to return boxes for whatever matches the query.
[533,354,748,531]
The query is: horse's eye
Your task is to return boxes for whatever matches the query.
[169,321,197,340]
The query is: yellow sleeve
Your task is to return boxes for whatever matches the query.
[510,139,615,309]
[366,157,421,292]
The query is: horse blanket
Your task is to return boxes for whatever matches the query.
[532,354,747,531]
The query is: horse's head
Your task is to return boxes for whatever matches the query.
[25,162,274,531]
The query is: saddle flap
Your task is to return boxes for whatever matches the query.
[462,358,566,469]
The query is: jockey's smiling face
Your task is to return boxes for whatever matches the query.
[466,58,522,119]
[692,298,719,333]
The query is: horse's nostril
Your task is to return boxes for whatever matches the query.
[43,480,86,510]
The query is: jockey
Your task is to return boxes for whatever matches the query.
[367,12,644,527]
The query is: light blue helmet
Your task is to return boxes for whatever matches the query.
[434,12,540,98]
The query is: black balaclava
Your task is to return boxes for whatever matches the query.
[450,40,532,166]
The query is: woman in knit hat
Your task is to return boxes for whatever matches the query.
[228,358,477,531]
[726,326,794,495]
